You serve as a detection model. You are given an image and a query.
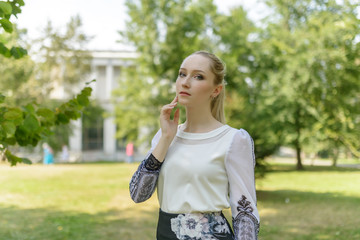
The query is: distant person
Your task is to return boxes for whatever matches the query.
[42,143,54,165]
[126,142,134,163]
[61,144,69,162]
[129,51,260,239]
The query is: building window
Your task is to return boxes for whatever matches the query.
[82,113,104,151]
[116,137,127,151]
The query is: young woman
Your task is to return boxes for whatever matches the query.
[129,51,260,240]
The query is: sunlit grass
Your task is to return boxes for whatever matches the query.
[0,161,359,240]
[257,163,360,240]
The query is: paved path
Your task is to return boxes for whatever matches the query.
[268,158,360,169]
[336,164,360,169]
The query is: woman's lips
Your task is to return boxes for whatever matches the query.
[179,91,191,96]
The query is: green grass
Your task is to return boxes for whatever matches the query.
[257,164,360,240]
[0,162,359,240]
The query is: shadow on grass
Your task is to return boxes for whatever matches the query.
[266,164,360,173]
[2,190,359,240]
[60,161,126,165]
[257,189,360,203]
[256,189,360,240]
[0,205,158,240]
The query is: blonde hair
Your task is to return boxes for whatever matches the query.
[191,51,226,123]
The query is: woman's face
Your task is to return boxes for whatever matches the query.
[175,54,221,108]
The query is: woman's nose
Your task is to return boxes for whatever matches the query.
[181,76,190,88]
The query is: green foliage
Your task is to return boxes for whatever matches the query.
[0,84,93,166]
[0,0,27,58]
[33,15,92,97]
[0,9,95,164]
[0,27,35,105]
[251,0,360,168]
[212,6,284,164]
[116,0,359,171]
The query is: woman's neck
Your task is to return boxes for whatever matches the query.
[182,106,223,133]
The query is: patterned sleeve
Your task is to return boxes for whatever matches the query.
[129,129,162,203]
[225,129,260,240]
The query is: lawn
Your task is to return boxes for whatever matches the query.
[0,161,359,240]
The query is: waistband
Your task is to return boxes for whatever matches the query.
[157,209,234,240]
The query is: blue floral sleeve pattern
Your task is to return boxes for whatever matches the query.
[129,153,163,203]
[232,195,260,240]
[225,129,260,240]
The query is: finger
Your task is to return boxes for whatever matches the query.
[161,105,176,117]
[173,108,180,123]
[170,95,178,105]
[162,104,176,112]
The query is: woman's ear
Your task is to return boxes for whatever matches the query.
[212,84,223,98]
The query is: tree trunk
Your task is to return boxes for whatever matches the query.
[332,145,339,167]
[295,144,304,170]
[295,105,304,170]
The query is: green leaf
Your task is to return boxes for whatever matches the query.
[21,157,32,164]
[37,108,55,120]
[10,46,27,59]
[4,137,16,145]
[76,94,89,106]
[2,121,16,135]
[5,149,21,166]
[56,113,70,124]
[4,108,22,120]
[0,42,10,57]
[23,103,35,114]
[65,110,80,120]
[0,1,12,15]
[15,0,25,6]
[0,93,5,103]
[86,79,96,85]
[83,87,92,96]
[14,125,27,145]
[0,18,13,33]
[23,114,40,131]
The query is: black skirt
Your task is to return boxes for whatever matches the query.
[156,209,234,240]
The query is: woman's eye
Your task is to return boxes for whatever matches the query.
[179,72,186,77]
[194,74,204,80]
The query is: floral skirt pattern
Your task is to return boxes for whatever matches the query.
[157,209,234,240]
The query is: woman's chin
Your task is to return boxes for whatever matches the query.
[177,99,189,106]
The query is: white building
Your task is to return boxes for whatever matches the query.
[67,50,141,162]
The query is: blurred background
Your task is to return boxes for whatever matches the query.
[2,0,359,168]
[0,0,359,239]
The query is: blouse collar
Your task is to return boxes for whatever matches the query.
[176,124,230,140]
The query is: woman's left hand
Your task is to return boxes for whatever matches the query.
[159,96,180,141]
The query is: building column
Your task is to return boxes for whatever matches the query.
[103,117,116,160]
[105,60,113,99]
[69,118,82,162]
[103,60,116,160]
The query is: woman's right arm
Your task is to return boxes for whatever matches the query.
[129,96,179,203]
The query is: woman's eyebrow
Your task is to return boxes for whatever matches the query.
[180,68,206,74]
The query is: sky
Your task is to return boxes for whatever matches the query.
[12,0,267,51]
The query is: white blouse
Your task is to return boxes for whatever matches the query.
[129,124,260,239]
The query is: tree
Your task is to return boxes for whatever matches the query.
[0,1,94,165]
[213,6,284,172]
[31,15,92,101]
[307,1,360,165]
[1,84,93,165]
[250,0,360,169]
[28,16,94,152]
[0,24,35,106]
